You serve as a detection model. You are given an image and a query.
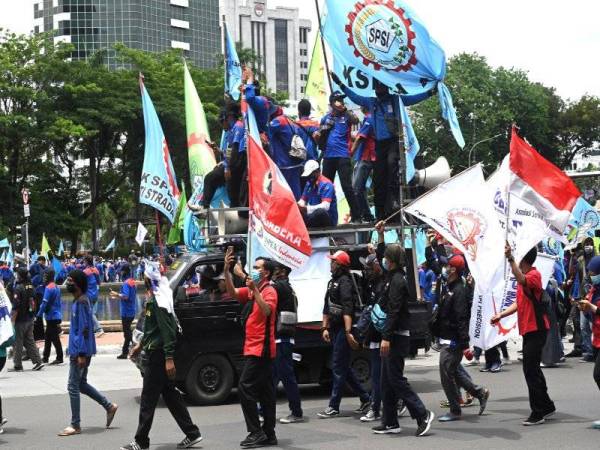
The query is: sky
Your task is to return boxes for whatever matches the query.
[1,0,598,101]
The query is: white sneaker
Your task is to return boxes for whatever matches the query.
[360,409,380,422]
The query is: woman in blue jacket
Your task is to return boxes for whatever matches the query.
[36,269,63,365]
[58,270,118,437]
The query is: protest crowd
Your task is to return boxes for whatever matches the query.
[1,1,600,449]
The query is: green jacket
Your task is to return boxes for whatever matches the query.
[141,295,177,358]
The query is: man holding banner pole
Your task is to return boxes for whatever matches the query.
[491,244,556,426]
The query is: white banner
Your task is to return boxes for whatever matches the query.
[0,282,13,345]
[470,253,556,350]
[135,222,148,247]
[405,164,505,291]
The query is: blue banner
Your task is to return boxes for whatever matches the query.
[324,0,464,148]
[0,238,8,248]
[139,78,180,223]
[565,197,600,243]
[399,96,419,182]
[224,22,242,101]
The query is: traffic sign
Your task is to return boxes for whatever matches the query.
[23,204,30,217]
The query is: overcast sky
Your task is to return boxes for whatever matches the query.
[2,0,598,101]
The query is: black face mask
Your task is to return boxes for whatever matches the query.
[66,282,77,293]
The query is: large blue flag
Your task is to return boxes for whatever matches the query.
[52,257,63,282]
[324,0,464,148]
[0,238,8,248]
[565,197,600,243]
[104,238,116,252]
[224,21,242,101]
[29,250,38,268]
[139,76,180,223]
[399,96,419,182]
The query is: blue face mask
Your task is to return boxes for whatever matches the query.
[382,258,389,271]
[591,274,600,286]
[251,269,261,284]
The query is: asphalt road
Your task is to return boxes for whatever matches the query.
[1,352,600,450]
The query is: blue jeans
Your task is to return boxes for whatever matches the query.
[352,160,374,221]
[273,341,303,417]
[581,311,593,355]
[91,298,103,333]
[68,357,111,428]
[329,327,369,410]
[369,347,382,415]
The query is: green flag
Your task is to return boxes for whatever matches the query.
[305,31,329,118]
[167,184,187,245]
[41,233,51,258]
[184,61,216,192]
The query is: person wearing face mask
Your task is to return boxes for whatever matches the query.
[491,245,555,426]
[298,160,338,228]
[330,73,435,221]
[371,221,434,436]
[312,92,360,223]
[578,237,597,362]
[36,268,63,365]
[59,270,117,437]
[223,250,279,448]
[577,255,600,429]
[318,250,370,419]
[435,255,490,422]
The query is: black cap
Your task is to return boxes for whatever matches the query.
[329,91,346,105]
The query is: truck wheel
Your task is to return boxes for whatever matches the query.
[185,354,234,405]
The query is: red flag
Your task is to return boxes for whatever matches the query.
[244,101,312,268]
[509,126,581,233]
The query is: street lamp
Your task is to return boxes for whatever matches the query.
[468,133,504,166]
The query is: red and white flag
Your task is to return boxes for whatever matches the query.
[509,127,580,237]
[243,101,312,269]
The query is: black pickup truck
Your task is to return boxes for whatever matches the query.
[134,251,431,405]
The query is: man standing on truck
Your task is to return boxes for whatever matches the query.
[318,250,370,418]
[271,262,303,424]
[224,249,279,448]
[121,261,202,450]
[371,221,435,436]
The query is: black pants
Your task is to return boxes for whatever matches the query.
[381,335,427,427]
[522,330,555,417]
[43,319,63,362]
[303,209,332,228]
[33,295,45,341]
[238,356,276,437]
[228,151,247,208]
[593,348,600,391]
[121,317,134,356]
[570,303,582,350]
[373,138,400,220]
[0,356,5,422]
[322,157,358,221]
[202,164,226,208]
[134,350,200,448]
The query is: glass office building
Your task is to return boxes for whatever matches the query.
[33,0,220,69]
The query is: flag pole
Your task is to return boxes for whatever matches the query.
[155,211,164,258]
[314,0,333,92]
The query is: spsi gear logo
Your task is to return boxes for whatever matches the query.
[345,0,417,72]
[446,209,487,261]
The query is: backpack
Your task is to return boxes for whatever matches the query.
[370,303,387,333]
[289,133,308,162]
[275,279,298,337]
[524,285,551,331]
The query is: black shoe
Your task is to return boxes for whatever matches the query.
[565,350,582,358]
[117,354,128,360]
[354,400,371,414]
[177,434,203,448]
[240,431,268,448]
[522,415,545,426]
[32,362,45,371]
[543,408,556,420]
[415,410,435,437]
[478,388,490,415]
[120,441,149,450]
[372,424,402,434]
[9,366,23,372]
[42,358,49,364]
[264,435,277,446]
[49,359,64,365]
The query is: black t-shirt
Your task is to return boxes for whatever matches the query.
[13,282,35,322]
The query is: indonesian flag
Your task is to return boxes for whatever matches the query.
[509,127,581,236]
[243,101,312,269]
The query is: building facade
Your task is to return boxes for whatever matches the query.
[220,0,311,101]
[33,0,220,69]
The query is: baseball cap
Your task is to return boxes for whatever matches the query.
[302,159,320,177]
[448,255,466,273]
[328,250,351,267]
[359,254,378,268]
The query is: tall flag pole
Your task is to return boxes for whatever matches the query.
[305,30,330,118]
[223,17,242,101]
[314,0,333,92]
[139,73,180,225]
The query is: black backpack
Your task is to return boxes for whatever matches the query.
[524,285,551,331]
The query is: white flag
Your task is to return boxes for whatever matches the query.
[0,282,13,345]
[135,222,148,247]
[405,164,505,290]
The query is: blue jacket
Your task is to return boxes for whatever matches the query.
[68,294,96,357]
[223,120,246,169]
[320,112,354,159]
[84,266,101,302]
[37,282,62,321]
[341,86,432,141]
[295,117,320,161]
[245,83,272,133]
[119,278,137,318]
[269,115,301,169]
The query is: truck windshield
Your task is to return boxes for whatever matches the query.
[165,254,193,283]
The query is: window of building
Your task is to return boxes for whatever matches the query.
[274,19,289,93]
[299,27,307,44]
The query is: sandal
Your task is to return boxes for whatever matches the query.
[58,426,81,436]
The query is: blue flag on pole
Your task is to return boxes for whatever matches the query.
[104,238,116,252]
[324,0,465,148]
[0,238,8,248]
[30,250,38,268]
[224,21,242,101]
[6,246,13,270]
[0,250,5,262]
[57,240,64,256]
[139,76,180,223]
[565,197,600,243]
[398,96,420,182]
[52,257,63,282]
